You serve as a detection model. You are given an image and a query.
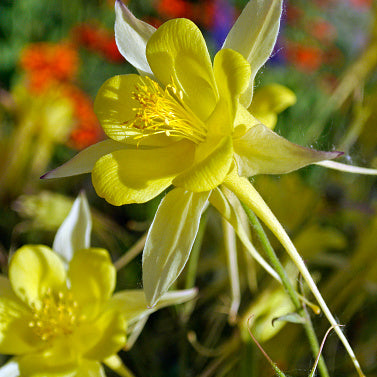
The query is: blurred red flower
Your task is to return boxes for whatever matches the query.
[285,43,324,72]
[73,23,123,63]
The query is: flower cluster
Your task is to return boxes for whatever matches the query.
[1,0,375,376]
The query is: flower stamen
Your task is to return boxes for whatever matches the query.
[28,289,82,341]
[124,76,207,144]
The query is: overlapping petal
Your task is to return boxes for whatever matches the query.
[206,49,251,136]
[69,248,116,318]
[233,124,342,177]
[173,136,233,192]
[213,49,251,124]
[143,188,209,306]
[222,0,283,107]
[92,140,195,205]
[146,18,218,121]
[9,246,66,308]
[80,309,127,361]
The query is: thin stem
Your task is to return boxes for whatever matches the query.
[242,204,330,377]
[246,317,287,377]
[309,325,343,377]
[114,233,147,270]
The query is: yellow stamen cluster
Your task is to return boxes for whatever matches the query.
[29,289,82,341]
[125,77,207,144]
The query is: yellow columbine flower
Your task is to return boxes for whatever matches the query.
[0,194,196,376]
[0,245,124,376]
[43,0,339,305]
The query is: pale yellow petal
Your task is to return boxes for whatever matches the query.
[9,246,66,308]
[109,288,197,324]
[233,124,342,177]
[41,140,126,179]
[92,140,195,205]
[173,136,233,192]
[209,188,279,281]
[115,0,155,76]
[52,192,91,264]
[223,0,283,107]
[143,188,210,306]
[146,18,217,121]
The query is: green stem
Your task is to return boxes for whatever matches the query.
[242,204,330,377]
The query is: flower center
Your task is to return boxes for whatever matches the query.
[29,289,82,341]
[125,76,207,144]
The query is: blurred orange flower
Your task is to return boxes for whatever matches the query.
[64,85,103,150]
[20,43,78,93]
[19,42,103,150]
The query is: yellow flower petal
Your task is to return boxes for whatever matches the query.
[92,140,195,205]
[80,309,127,361]
[248,84,296,129]
[16,354,79,377]
[9,245,66,308]
[69,248,116,319]
[143,188,209,306]
[94,74,144,143]
[73,360,105,377]
[223,0,283,107]
[233,104,260,138]
[0,292,40,355]
[211,49,251,132]
[146,18,217,121]
[233,124,342,177]
[173,136,233,192]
